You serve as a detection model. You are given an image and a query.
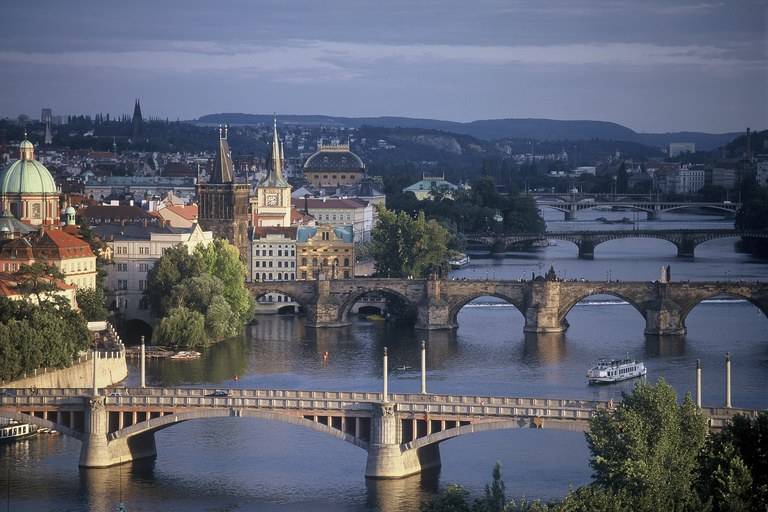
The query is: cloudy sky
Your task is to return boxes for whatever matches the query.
[2,1,765,134]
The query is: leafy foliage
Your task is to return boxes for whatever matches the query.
[0,296,92,381]
[370,204,453,278]
[144,241,254,346]
[586,378,708,510]
[76,286,109,321]
[11,258,67,306]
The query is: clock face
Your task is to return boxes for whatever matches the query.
[266,194,278,206]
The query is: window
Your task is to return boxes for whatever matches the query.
[325,214,330,220]
[312,258,317,266]
[117,280,128,290]
[139,263,150,272]
[268,261,273,267]
[139,280,146,291]
[291,250,295,256]
[269,250,273,256]
[117,263,127,271]
[302,257,307,266]
[278,261,282,268]
[332,214,337,221]
[116,246,127,255]
[301,271,307,279]
[344,271,350,278]
[344,258,349,266]
[139,247,149,255]
[32,203,41,219]
[346,214,351,221]
[277,250,282,256]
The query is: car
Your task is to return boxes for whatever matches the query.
[107,392,125,397]
[205,391,230,397]
[0,391,14,397]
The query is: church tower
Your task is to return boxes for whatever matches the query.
[132,99,143,139]
[253,119,292,227]
[196,126,251,259]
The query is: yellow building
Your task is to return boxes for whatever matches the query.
[296,225,355,280]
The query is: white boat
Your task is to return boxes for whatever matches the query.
[448,254,470,268]
[170,351,201,360]
[587,355,647,384]
[0,421,37,442]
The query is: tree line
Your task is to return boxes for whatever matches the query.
[142,240,256,347]
[0,260,92,381]
[420,379,767,512]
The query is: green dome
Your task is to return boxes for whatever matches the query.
[0,159,57,195]
[19,140,34,150]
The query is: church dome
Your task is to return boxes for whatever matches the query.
[0,158,57,195]
[0,139,57,195]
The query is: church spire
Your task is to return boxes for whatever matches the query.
[258,118,290,188]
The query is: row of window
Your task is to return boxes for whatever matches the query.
[115,246,151,255]
[300,257,351,266]
[256,273,295,281]
[116,263,151,272]
[116,280,147,290]
[319,214,352,221]
[256,249,296,257]
[254,261,295,268]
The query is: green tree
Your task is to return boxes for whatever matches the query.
[152,306,206,347]
[76,286,109,321]
[370,204,453,278]
[12,258,67,306]
[419,484,472,512]
[194,239,255,325]
[585,378,708,510]
[144,244,207,317]
[0,323,19,380]
[615,162,628,194]
[697,411,768,511]
[481,461,507,512]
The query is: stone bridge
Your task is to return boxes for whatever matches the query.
[247,276,768,334]
[0,387,755,478]
[464,229,768,258]
[531,195,741,221]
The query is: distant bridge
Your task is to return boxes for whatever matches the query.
[464,229,768,258]
[247,276,768,333]
[527,193,741,221]
[0,387,756,478]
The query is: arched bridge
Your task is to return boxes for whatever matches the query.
[530,195,741,221]
[464,229,768,258]
[0,387,754,478]
[247,277,768,333]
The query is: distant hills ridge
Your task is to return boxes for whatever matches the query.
[193,114,742,152]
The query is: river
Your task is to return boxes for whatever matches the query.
[1,210,767,511]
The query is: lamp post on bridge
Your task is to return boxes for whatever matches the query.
[382,347,388,403]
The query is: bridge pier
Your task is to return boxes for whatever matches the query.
[365,403,441,478]
[79,396,157,468]
[523,280,570,333]
[640,292,686,335]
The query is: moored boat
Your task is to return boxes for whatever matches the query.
[170,351,201,360]
[448,254,471,268]
[587,355,647,384]
[0,420,37,442]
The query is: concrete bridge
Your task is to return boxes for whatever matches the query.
[0,387,755,478]
[464,229,768,258]
[247,276,768,334]
[528,194,740,221]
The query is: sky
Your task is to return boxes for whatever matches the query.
[2,1,766,134]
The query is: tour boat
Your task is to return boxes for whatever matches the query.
[170,351,201,360]
[448,254,471,268]
[0,421,37,442]
[587,355,647,384]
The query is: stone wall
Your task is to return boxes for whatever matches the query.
[2,352,128,390]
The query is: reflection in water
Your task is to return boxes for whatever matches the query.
[522,332,567,366]
[644,334,687,359]
[365,469,441,512]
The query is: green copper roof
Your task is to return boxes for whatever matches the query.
[0,158,57,195]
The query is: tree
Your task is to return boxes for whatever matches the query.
[11,258,67,306]
[194,239,255,325]
[615,162,628,194]
[152,307,206,347]
[585,378,708,510]
[144,244,207,317]
[419,484,472,512]
[697,411,768,511]
[370,204,453,278]
[76,286,108,321]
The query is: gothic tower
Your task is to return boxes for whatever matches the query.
[196,127,251,260]
[132,99,143,139]
[253,119,292,227]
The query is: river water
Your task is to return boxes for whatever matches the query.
[2,210,767,511]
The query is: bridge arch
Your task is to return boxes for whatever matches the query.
[0,411,83,441]
[249,287,309,314]
[403,418,587,452]
[447,293,526,327]
[678,291,768,321]
[109,409,370,451]
[557,290,647,327]
[338,287,419,324]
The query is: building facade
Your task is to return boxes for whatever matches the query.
[0,137,60,227]
[296,225,355,280]
[302,143,366,187]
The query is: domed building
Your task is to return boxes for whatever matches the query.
[0,136,59,226]
[302,142,365,187]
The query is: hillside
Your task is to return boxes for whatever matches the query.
[193,114,740,151]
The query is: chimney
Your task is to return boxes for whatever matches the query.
[159,219,166,228]
[746,127,751,161]
[142,219,147,228]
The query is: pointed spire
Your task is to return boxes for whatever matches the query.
[258,118,290,189]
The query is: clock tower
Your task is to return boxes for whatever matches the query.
[253,119,292,227]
